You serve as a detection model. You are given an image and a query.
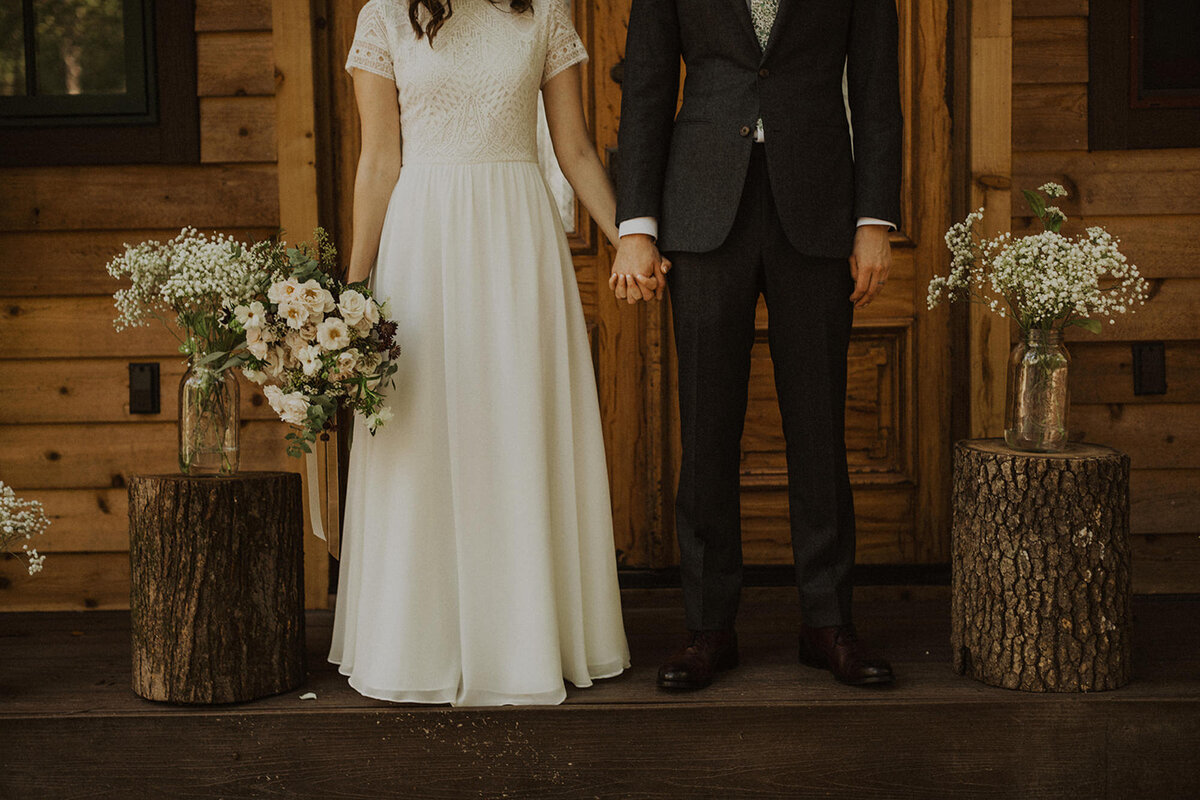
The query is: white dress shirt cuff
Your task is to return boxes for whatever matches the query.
[857,217,897,230]
[618,217,659,240]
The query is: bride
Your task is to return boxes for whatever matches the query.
[329,0,661,706]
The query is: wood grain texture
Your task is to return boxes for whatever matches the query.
[969,9,1013,439]
[1060,279,1200,342]
[1013,83,1087,151]
[1070,404,1200,469]
[1012,17,1088,85]
[0,358,276,424]
[1013,0,1088,16]
[200,97,278,163]
[1,296,183,358]
[0,165,280,231]
[0,229,278,296]
[952,440,1132,691]
[1130,470,1200,536]
[197,32,275,97]
[128,472,305,703]
[1132,533,1200,594]
[1070,342,1200,405]
[1012,149,1200,217]
[2,591,1199,798]
[0,421,298,490]
[13,488,128,552]
[0,551,129,610]
[194,0,272,32]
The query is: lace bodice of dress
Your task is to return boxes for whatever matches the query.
[346,0,588,165]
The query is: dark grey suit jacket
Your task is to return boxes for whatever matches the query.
[616,0,902,257]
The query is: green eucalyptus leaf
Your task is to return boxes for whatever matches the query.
[1022,189,1046,219]
[1069,318,1103,335]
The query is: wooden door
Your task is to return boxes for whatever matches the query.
[318,0,953,569]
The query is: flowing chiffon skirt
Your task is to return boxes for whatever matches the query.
[328,160,630,706]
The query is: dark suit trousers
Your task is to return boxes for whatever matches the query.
[665,144,857,631]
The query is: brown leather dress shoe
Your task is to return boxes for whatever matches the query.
[798,623,894,686]
[657,630,739,690]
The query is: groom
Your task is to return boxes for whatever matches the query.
[613,0,901,688]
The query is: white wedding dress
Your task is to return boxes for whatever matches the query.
[329,0,630,706]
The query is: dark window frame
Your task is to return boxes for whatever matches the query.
[1090,0,1200,150]
[1,0,155,125]
[0,0,198,166]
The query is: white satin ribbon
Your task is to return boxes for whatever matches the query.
[305,449,326,541]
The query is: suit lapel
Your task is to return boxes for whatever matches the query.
[761,0,794,61]
[730,0,763,55]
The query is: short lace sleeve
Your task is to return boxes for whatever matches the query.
[345,1,395,81]
[541,0,588,87]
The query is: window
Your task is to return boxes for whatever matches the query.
[0,0,198,166]
[0,0,155,126]
[1090,0,1200,150]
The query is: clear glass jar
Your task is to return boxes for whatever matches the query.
[1004,328,1071,453]
[178,363,240,475]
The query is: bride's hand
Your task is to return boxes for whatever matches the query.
[610,234,669,303]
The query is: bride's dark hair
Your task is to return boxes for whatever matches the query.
[409,0,533,45]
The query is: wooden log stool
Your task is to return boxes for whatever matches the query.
[128,472,307,703]
[951,440,1132,692]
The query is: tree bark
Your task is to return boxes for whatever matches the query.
[951,439,1132,692]
[129,472,306,703]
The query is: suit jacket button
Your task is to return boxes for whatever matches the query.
[739,125,752,137]
[758,68,770,78]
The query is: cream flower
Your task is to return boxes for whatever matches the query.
[265,385,310,426]
[317,317,351,352]
[268,278,302,305]
[279,300,309,330]
[337,290,369,325]
[300,280,336,314]
[243,367,269,385]
[265,346,288,377]
[297,344,324,377]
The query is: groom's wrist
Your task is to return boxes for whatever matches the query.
[618,216,659,241]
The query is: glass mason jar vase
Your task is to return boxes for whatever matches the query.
[1004,328,1071,453]
[178,362,240,475]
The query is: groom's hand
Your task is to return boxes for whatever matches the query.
[849,224,892,309]
[611,234,670,304]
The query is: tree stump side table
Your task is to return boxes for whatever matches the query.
[951,439,1132,692]
[128,472,306,704]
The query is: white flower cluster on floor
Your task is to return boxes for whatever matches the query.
[928,183,1150,333]
[0,481,50,576]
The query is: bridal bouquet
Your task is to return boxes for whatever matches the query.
[927,183,1150,333]
[1,481,50,576]
[231,230,400,457]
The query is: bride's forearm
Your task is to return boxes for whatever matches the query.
[346,156,401,284]
[557,146,620,248]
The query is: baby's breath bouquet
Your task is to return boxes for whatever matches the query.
[928,183,1151,452]
[928,183,1149,333]
[232,231,400,458]
[1,481,50,576]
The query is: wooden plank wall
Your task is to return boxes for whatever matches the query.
[1012,0,1200,593]
[0,0,305,611]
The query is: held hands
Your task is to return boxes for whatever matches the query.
[610,234,672,304]
[849,224,892,309]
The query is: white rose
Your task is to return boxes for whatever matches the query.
[278,391,310,426]
[317,317,351,352]
[364,298,380,325]
[268,278,301,305]
[264,384,285,410]
[247,338,269,359]
[280,300,309,330]
[264,347,287,378]
[337,290,369,325]
[353,316,374,335]
[297,344,323,377]
[299,280,335,314]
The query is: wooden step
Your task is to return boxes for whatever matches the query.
[1,588,1197,798]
